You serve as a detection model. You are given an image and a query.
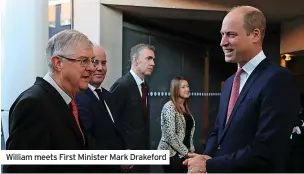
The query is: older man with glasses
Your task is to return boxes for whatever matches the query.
[4,29,97,173]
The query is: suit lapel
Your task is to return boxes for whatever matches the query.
[100,87,111,105]
[35,77,85,147]
[219,59,270,143]
[85,88,107,118]
[126,72,150,123]
[85,88,100,104]
[146,84,150,118]
[85,88,116,124]
[126,72,142,100]
[218,78,233,137]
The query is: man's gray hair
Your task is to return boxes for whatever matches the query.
[130,43,155,64]
[45,29,93,72]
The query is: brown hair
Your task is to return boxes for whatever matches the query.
[170,76,191,115]
[229,6,266,42]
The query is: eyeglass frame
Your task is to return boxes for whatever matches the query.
[57,55,98,67]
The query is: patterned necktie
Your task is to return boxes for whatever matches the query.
[70,100,85,144]
[226,68,244,123]
[141,82,148,115]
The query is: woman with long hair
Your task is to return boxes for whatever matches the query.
[157,76,195,173]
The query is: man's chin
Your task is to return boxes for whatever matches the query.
[225,57,236,63]
[79,82,89,90]
[91,79,104,85]
[145,72,153,76]
[79,87,88,91]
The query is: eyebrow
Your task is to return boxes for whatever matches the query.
[221,30,237,34]
[79,56,95,59]
[146,56,155,59]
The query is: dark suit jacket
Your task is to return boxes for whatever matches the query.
[75,87,125,172]
[287,108,304,172]
[110,72,150,150]
[4,77,93,173]
[204,58,300,173]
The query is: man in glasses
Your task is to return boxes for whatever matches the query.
[4,30,97,173]
[75,45,127,172]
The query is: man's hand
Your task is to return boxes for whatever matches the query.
[202,155,212,160]
[186,153,200,158]
[183,153,211,165]
[183,154,212,173]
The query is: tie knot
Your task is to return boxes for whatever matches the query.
[95,88,103,100]
[70,100,77,112]
[95,88,101,93]
[70,100,76,107]
[236,68,244,76]
[141,82,146,88]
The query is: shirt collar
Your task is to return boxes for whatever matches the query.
[241,50,266,75]
[43,73,71,105]
[130,69,144,86]
[88,84,102,92]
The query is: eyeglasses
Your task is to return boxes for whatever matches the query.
[57,55,99,67]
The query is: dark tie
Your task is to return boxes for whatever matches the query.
[70,100,85,144]
[141,82,148,116]
[226,68,244,123]
[95,88,104,101]
[95,89,114,122]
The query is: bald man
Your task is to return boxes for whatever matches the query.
[184,6,300,173]
[75,45,125,173]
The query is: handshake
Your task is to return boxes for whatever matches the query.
[183,153,212,173]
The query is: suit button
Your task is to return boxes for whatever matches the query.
[217,145,221,150]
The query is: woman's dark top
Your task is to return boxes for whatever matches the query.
[183,113,193,149]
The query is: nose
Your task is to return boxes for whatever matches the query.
[220,35,228,47]
[86,62,97,72]
[151,59,155,66]
[96,63,102,71]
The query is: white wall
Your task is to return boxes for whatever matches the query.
[1,0,49,142]
[73,0,123,90]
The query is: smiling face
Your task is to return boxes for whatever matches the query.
[220,7,263,67]
[90,46,107,87]
[220,12,253,65]
[179,80,190,99]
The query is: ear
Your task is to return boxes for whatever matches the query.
[51,56,63,72]
[251,28,261,44]
[133,56,138,65]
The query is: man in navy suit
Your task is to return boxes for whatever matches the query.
[75,45,126,173]
[184,6,301,173]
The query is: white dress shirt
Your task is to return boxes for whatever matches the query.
[43,73,71,105]
[130,69,145,97]
[239,50,266,93]
[88,84,115,123]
